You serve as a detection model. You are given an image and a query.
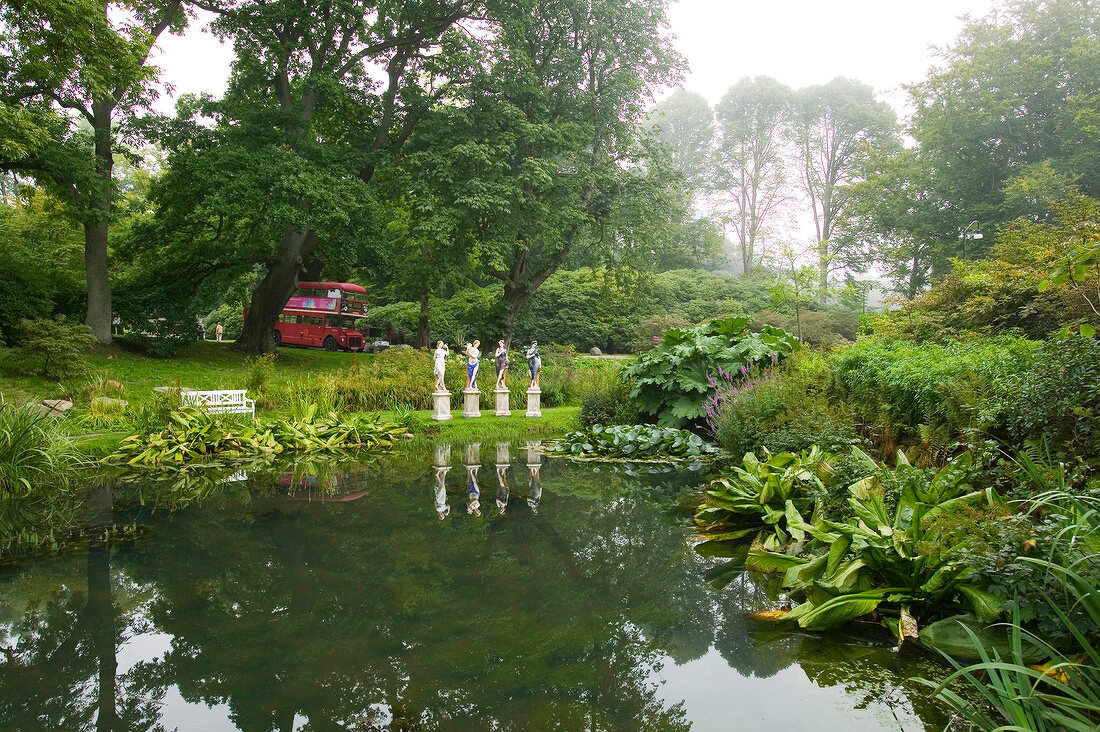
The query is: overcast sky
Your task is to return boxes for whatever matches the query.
[151,0,1000,119]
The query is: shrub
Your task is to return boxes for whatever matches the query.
[621,316,799,427]
[203,303,244,341]
[578,368,637,427]
[1001,334,1100,459]
[117,311,200,357]
[706,367,788,457]
[630,314,692,353]
[830,335,1039,447]
[4,316,97,379]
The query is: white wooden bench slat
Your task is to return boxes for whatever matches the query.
[181,389,256,418]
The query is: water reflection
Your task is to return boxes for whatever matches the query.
[0,443,954,731]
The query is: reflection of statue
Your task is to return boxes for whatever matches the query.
[526,441,542,513]
[495,465,510,515]
[465,465,480,516]
[525,341,541,388]
[527,465,541,514]
[433,342,449,392]
[494,340,510,388]
[464,340,480,389]
[434,467,450,519]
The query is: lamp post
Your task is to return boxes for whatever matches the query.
[960,220,984,259]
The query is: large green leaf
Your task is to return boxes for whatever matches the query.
[956,584,1004,623]
[788,590,887,631]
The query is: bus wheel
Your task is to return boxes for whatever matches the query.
[323,335,337,351]
[273,329,282,346]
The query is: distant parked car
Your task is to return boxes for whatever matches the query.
[364,340,390,353]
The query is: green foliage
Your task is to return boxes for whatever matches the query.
[695,447,848,550]
[0,401,84,496]
[831,335,1039,446]
[621,316,798,427]
[698,450,1016,634]
[1001,334,1100,459]
[706,367,789,458]
[556,424,716,461]
[4,316,96,379]
[111,406,407,466]
[246,354,277,395]
[578,367,637,427]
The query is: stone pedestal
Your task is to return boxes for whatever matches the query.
[494,387,511,416]
[525,387,542,418]
[463,388,481,418]
[432,390,452,421]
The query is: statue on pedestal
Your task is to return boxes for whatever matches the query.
[526,341,541,388]
[433,341,449,392]
[494,340,510,388]
[464,340,480,389]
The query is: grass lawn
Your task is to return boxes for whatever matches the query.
[1,341,582,456]
[0,340,362,404]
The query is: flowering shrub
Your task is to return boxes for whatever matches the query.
[704,363,788,458]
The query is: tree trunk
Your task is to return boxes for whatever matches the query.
[85,99,114,344]
[501,283,526,350]
[86,482,116,732]
[234,225,319,355]
[817,240,830,305]
[414,293,431,349]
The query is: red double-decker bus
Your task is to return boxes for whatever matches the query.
[263,281,368,351]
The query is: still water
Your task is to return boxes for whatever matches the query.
[0,443,953,731]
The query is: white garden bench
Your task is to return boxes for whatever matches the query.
[181,389,256,417]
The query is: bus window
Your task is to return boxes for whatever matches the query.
[327,288,341,298]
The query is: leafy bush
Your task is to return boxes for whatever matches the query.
[578,368,637,427]
[246,353,277,395]
[202,302,244,340]
[557,424,716,460]
[831,335,1039,447]
[4,316,97,379]
[630,314,692,353]
[621,316,798,427]
[705,366,788,457]
[753,308,859,346]
[695,447,849,550]
[1001,334,1100,458]
[117,309,200,357]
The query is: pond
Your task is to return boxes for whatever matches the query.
[0,442,954,730]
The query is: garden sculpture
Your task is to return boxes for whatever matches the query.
[464,340,480,389]
[495,340,510,388]
[526,341,541,388]
[433,341,449,391]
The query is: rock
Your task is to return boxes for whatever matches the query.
[589,347,602,356]
[401,432,415,439]
[153,386,192,394]
[92,396,129,410]
[36,400,72,417]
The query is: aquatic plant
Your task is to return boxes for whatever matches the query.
[556,424,716,461]
[918,488,1100,732]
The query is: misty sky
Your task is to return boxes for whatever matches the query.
[151,0,999,119]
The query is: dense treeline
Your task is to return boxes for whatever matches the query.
[0,0,1097,356]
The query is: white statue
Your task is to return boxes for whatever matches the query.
[494,339,510,388]
[433,341,449,392]
[464,340,481,389]
[526,341,541,388]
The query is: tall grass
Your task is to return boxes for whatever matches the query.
[919,486,1100,731]
[0,401,85,497]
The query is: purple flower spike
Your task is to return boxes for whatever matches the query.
[741,365,749,375]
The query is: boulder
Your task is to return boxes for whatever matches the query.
[153,386,192,394]
[37,400,73,417]
[589,347,602,356]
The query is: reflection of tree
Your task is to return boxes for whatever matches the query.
[0,480,165,730]
[0,450,954,730]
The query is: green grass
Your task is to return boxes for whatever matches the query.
[1,342,581,455]
[406,406,579,443]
